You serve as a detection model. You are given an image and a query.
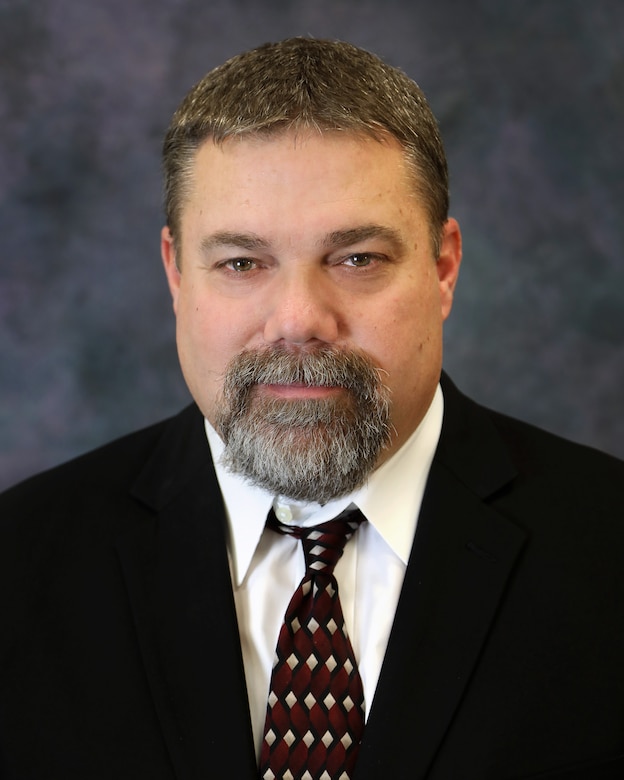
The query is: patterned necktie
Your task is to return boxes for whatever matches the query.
[259,508,366,780]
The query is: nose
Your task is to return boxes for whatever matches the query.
[262,267,341,345]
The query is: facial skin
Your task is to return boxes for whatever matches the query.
[161,131,462,470]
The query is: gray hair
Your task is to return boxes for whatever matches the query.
[163,37,449,255]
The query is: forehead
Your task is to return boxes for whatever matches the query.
[177,131,436,262]
[185,130,419,214]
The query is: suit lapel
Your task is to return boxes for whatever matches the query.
[356,376,528,780]
[112,378,529,779]
[115,406,257,780]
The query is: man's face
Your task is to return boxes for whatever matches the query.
[162,131,461,486]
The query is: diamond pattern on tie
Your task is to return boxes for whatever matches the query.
[259,509,365,780]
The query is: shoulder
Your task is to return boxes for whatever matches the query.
[0,404,204,521]
[441,371,622,465]
[487,403,623,477]
[439,372,624,507]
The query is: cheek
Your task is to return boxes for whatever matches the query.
[360,290,440,374]
[351,303,410,373]
[177,291,260,368]
[174,290,219,373]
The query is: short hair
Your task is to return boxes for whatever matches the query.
[163,37,449,255]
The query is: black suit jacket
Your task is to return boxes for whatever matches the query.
[1,374,623,779]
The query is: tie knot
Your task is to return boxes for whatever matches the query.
[268,508,364,577]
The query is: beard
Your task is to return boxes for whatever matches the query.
[214,344,392,504]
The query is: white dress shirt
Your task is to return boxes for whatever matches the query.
[205,384,443,757]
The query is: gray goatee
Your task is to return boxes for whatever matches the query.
[214,345,392,504]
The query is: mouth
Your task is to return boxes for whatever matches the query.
[255,382,345,400]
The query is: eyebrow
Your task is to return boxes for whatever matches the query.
[321,224,405,252]
[200,224,406,254]
[200,231,270,253]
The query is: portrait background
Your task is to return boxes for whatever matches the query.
[1,0,623,490]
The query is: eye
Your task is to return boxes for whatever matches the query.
[343,253,377,268]
[225,257,257,272]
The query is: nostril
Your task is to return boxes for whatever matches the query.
[263,294,340,346]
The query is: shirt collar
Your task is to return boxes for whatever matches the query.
[206,384,443,586]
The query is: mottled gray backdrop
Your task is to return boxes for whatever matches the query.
[1,0,623,490]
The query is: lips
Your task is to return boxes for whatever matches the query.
[256,382,344,400]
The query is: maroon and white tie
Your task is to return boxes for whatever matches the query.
[259,508,366,780]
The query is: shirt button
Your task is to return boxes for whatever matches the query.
[275,505,293,523]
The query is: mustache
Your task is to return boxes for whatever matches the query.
[215,344,393,502]
[220,345,386,396]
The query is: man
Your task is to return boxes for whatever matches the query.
[0,37,622,780]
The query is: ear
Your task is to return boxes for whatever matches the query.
[161,226,181,313]
[436,218,462,321]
